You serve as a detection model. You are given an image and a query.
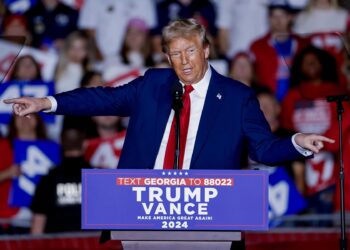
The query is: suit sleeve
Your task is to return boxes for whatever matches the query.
[53,76,143,117]
[242,91,304,165]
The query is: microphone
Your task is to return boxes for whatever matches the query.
[171,81,183,170]
[326,94,349,103]
[171,81,183,112]
[326,94,349,115]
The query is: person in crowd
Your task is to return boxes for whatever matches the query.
[216,0,269,60]
[80,71,131,145]
[228,52,256,87]
[341,27,350,91]
[256,88,282,135]
[90,116,125,140]
[8,55,42,82]
[101,18,155,83]
[293,0,349,37]
[62,71,104,140]
[6,55,60,142]
[119,18,155,68]
[31,127,90,234]
[0,1,6,29]
[80,70,103,88]
[0,113,47,233]
[0,134,19,234]
[0,55,42,139]
[84,116,126,169]
[51,31,95,142]
[24,0,78,51]
[255,87,305,194]
[54,30,94,94]
[5,19,335,248]
[1,14,31,46]
[250,88,307,222]
[8,113,47,142]
[250,1,306,102]
[293,0,350,89]
[281,45,350,222]
[78,0,156,61]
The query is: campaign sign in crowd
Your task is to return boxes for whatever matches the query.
[9,139,60,207]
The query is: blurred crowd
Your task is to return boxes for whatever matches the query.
[0,0,350,236]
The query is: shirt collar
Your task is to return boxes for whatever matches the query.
[180,63,211,99]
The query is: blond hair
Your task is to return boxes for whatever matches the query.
[161,18,210,53]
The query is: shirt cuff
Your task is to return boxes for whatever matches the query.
[291,133,313,157]
[43,96,57,113]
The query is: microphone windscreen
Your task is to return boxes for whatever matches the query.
[171,81,183,96]
[171,81,183,111]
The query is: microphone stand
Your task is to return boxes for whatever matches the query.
[172,82,183,170]
[174,110,181,170]
[327,94,349,250]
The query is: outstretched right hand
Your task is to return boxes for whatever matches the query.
[3,97,51,117]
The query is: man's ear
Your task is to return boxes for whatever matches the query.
[204,45,210,59]
[166,54,172,66]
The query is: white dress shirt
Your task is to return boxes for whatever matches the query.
[46,65,312,169]
[154,66,212,170]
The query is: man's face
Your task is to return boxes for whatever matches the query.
[167,35,209,85]
[269,9,292,34]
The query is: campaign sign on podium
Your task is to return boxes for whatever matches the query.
[82,169,268,231]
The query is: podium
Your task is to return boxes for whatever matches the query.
[111,230,242,249]
[82,169,268,249]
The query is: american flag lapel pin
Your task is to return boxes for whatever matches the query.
[216,93,222,100]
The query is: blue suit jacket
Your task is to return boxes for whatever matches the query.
[54,67,303,169]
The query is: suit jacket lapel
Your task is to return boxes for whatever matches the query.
[152,74,178,165]
[190,69,224,168]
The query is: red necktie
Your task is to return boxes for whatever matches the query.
[163,85,194,169]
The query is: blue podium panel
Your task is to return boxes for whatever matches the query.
[82,169,268,231]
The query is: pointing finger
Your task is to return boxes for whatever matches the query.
[3,98,20,104]
[3,98,31,105]
[316,136,335,143]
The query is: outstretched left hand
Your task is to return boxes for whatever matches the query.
[295,133,335,153]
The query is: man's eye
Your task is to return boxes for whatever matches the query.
[170,53,180,58]
[187,48,196,55]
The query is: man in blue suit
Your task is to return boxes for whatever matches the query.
[4,18,334,250]
[5,19,333,169]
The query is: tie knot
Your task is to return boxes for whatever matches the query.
[184,85,194,96]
